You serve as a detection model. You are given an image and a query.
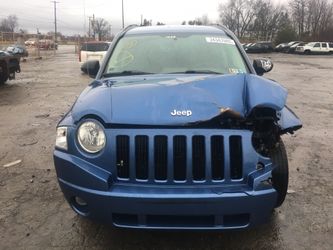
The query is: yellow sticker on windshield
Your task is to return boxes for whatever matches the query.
[206,37,235,45]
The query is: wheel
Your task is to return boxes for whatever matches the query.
[0,62,8,85]
[304,50,311,55]
[270,139,289,207]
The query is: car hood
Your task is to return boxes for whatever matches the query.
[71,73,288,126]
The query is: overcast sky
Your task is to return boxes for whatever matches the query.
[1,0,229,35]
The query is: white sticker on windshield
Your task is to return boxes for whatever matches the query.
[206,37,235,45]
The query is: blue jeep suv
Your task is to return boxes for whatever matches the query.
[54,25,302,230]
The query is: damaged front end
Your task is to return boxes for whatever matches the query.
[55,72,302,229]
[216,105,301,156]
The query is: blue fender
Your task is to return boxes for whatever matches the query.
[278,106,302,134]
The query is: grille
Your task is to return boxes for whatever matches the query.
[115,133,244,183]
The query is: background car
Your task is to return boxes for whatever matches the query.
[24,38,37,47]
[287,42,305,53]
[274,43,288,52]
[6,44,29,57]
[245,41,274,53]
[79,41,110,64]
[281,41,301,53]
[38,39,57,50]
[296,42,333,54]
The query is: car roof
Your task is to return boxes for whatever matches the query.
[126,25,227,35]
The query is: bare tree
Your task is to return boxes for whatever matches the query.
[289,0,307,38]
[198,14,210,25]
[307,0,332,40]
[251,1,286,40]
[142,19,152,26]
[289,0,333,40]
[187,15,210,26]
[92,18,111,41]
[218,0,256,38]
[0,15,18,32]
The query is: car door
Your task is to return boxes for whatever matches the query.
[312,43,321,53]
[328,43,333,54]
[321,43,329,53]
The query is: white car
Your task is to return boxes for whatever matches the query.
[295,42,333,54]
[79,42,110,64]
[24,38,37,47]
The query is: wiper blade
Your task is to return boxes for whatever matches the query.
[168,70,222,75]
[102,70,154,77]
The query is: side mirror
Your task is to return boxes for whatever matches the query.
[253,58,273,76]
[81,60,100,78]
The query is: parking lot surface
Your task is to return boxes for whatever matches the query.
[0,45,332,250]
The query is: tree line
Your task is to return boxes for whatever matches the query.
[218,0,333,43]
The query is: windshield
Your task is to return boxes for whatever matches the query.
[104,33,248,76]
[306,42,315,47]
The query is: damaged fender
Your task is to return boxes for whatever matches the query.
[278,106,302,134]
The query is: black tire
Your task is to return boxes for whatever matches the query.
[304,50,311,55]
[270,139,289,207]
[0,62,9,85]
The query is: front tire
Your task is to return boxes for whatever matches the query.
[270,139,289,207]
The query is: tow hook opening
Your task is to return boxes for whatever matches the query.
[71,196,90,216]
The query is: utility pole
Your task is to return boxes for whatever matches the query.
[92,14,95,40]
[88,16,92,38]
[36,28,40,58]
[122,0,125,28]
[51,1,59,54]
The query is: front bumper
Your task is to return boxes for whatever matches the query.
[54,150,278,230]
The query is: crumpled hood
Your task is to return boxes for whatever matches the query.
[71,73,288,126]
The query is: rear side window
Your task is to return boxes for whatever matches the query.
[321,43,327,48]
[329,43,333,48]
[81,43,109,52]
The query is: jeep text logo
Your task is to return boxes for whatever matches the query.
[170,109,192,117]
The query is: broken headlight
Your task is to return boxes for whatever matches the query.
[77,120,106,153]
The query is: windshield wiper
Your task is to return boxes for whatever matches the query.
[102,70,154,77]
[168,70,223,75]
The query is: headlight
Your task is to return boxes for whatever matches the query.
[56,127,68,150]
[77,120,106,153]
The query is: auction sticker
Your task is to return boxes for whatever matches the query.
[206,37,235,45]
